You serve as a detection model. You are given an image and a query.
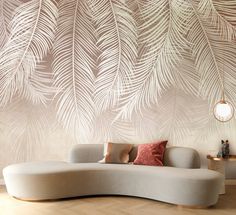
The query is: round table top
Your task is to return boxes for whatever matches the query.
[207,155,236,161]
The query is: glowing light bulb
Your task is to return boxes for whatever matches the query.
[213,100,234,122]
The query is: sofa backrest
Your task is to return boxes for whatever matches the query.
[69,144,201,168]
[128,145,200,168]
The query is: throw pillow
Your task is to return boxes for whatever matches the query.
[99,142,133,164]
[133,141,168,166]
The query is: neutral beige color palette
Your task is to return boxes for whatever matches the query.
[1,0,236,183]
[0,185,236,215]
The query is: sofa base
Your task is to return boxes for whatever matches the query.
[178,204,214,209]
[13,194,215,209]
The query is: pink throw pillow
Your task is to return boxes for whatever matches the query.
[133,141,168,166]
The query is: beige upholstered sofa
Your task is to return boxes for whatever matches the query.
[3,144,223,207]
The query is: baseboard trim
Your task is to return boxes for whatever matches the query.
[0,179,5,185]
[226,179,236,185]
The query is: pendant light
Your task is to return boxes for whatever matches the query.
[213,97,234,122]
[213,65,234,122]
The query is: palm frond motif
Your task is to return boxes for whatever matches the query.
[6,100,50,161]
[89,0,137,114]
[0,0,21,49]
[0,0,236,156]
[187,0,236,107]
[212,0,236,26]
[172,52,200,95]
[127,0,143,22]
[92,111,136,145]
[156,88,208,146]
[198,0,236,41]
[132,108,162,143]
[0,0,58,107]
[53,0,97,144]
[116,0,192,119]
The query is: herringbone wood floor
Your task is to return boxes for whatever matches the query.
[1,185,236,215]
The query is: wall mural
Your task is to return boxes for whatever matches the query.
[0,0,236,172]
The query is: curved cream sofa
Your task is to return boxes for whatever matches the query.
[3,144,223,207]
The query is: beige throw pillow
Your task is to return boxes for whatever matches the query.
[99,142,133,164]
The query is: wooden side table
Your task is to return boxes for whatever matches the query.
[207,155,236,194]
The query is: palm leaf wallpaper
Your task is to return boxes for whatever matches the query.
[53,0,96,144]
[0,0,58,107]
[0,0,236,169]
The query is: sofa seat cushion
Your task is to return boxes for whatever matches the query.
[3,161,223,207]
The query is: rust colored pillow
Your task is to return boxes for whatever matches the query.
[133,141,168,166]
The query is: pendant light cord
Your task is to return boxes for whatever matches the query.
[221,63,225,102]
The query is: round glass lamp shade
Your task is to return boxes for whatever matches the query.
[213,100,234,122]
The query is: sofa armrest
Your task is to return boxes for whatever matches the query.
[164,147,201,168]
[69,144,104,163]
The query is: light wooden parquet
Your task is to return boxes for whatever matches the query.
[1,185,236,215]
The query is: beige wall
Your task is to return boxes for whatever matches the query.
[1,89,236,179]
[1,0,236,180]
